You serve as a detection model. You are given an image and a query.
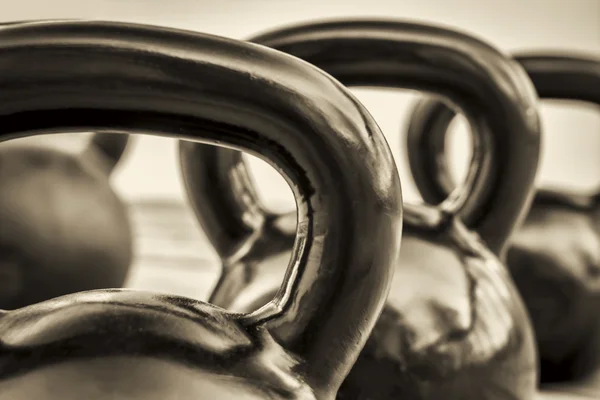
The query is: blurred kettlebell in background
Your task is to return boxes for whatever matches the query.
[405,53,600,388]
[0,132,134,310]
[180,20,543,399]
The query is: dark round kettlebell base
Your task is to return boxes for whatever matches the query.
[0,290,315,399]
[507,195,600,384]
[335,219,537,400]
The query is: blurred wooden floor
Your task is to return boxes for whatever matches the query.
[123,199,598,399]
[123,199,221,302]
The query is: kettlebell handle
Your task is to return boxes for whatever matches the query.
[406,52,600,237]
[179,19,541,263]
[0,20,403,395]
[179,146,296,262]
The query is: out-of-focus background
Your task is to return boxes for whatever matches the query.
[2,0,599,298]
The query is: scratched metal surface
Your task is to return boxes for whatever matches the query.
[124,198,599,399]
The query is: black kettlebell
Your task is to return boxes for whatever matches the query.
[0,130,133,310]
[0,20,402,400]
[179,19,542,399]
[404,53,600,389]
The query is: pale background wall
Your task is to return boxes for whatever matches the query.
[2,0,599,212]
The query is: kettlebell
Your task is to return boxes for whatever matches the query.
[0,130,133,310]
[179,20,542,399]
[0,20,402,400]
[404,53,600,387]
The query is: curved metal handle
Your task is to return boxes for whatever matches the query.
[178,143,296,263]
[406,52,600,249]
[180,19,541,272]
[0,20,403,395]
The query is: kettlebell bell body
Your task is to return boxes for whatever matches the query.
[508,189,600,384]
[405,53,600,385]
[0,20,402,400]
[0,132,133,310]
[179,20,542,399]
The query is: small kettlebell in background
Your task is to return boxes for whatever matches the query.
[0,132,134,310]
[405,53,600,387]
[180,20,542,399]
